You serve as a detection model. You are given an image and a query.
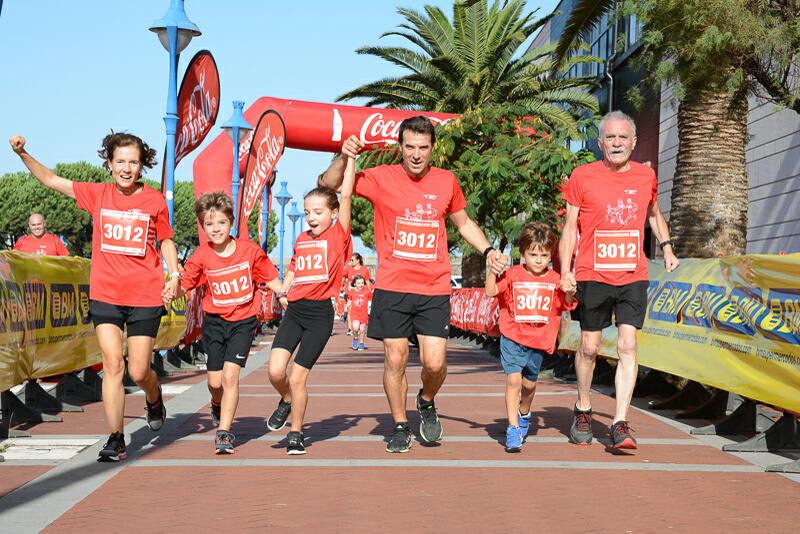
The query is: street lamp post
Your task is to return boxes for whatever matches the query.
[221,101,253,237]
[288,201,302,245]
[274,181,292,279]
[261,176,271,252]
[149,0,201,226]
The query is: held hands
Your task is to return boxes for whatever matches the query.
[279,297,289,310]
[341,135,364,159]
[486,249,508,275]
[560,272,577,294]
[9,135,26,155]
[161,278,180,307]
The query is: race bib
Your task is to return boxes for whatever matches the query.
[593,230,640,271]
[293,241,329,284]
[206,262,253,307]
[392,218,439,261]
[99,209,149,257]
[512,282,555,323]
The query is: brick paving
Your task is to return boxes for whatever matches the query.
[2,325,799,532]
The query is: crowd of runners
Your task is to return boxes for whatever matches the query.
[7,109,680,459]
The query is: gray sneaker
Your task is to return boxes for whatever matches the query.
[416,390,443,443]
[386,423,412,453]
[569,405,593,445]
[145,386,166,431]
[267,399,291,431]
[215,430,235,454]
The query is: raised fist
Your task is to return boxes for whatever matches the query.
[9,135,26,154]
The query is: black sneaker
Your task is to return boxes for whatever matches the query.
[385,422,412,453]
[286,431,306,455]
[145,385,166,431]
[97,432,127,462]
[609,420,637,449]
[215,430,235,454]
[210,402,221,427]
[416,390,443,443]
[569,404,593,445]
[267,399,292,431]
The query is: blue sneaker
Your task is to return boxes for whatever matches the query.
[352,340,359,350]
[518,411,531,441]
[505,425,522,453]
[358,342,366,351]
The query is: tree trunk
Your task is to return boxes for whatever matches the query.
[461,252,485,288]
[670,89,749,258]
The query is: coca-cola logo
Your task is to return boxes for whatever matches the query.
[243,128,284,216]
[176,70,217,161]
[359,112,452,145]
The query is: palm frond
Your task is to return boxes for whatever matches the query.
[553,0,617,68]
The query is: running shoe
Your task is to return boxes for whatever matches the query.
[97,432,127,462]
[416,389,443,443]
[569,405,593,445]
[286,431,306,455]
[267,399,292,431]
[145,385,166,431]
[215,430,235,454]
[505,425,522,453]
[385,422,412,453]
[358,343,366,351]
[609,420,637,449]
[352,339,359,350]
[347,329,353,336]
[518,410,532,441]
[210,402,221,427]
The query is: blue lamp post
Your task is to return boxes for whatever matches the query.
[221,101,253,236]
[274,181,292,279]
[149,0,201,226]
[288,201,302,245]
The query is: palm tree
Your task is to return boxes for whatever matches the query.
[338,0,599,138]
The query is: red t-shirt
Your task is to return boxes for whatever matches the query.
[343,263,370,287]
[74,182,173,307]
[13,233,69,256]
[347,287,372,323]
[562,161,657,286]
[287,220,352,301]
[495,266,577,353]
[356,164,466,295]
[181,238,279,322]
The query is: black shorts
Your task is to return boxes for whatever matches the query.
[272,299,334,370]
[574,280,649,331]
[89,300,165,338]
[202,314,259,371]
[367,289,450,340]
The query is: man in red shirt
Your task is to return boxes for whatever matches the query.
[13,213,69,256]
[320,116,507,453]
[558,111,680,450]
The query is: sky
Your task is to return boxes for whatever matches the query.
[0,0,559,258]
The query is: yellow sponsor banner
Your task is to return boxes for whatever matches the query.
[0,251,187,392]
[558,253,800,413]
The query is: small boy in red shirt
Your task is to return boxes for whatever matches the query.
[485,222,576,453]
[163,191,283,454]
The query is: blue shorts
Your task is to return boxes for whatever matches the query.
[499,336,548,381]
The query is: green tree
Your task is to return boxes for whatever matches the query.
[246,204,279,253]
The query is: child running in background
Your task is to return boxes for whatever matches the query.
[162,192,283,454]
[485,221,576,453]
[347,274,372,351]
[266,156,355,455]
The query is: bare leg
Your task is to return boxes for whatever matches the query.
[575,331,602,411]
[207,371,223,405]
[614,324,639,422]
[267,348,292,401]
[382,338,410,422]
[519,378,537,415]
[417,335,447,402]
[505,373,522,427]
[218,362,242,431]
[289,365,311,432]
[95,324,126,433]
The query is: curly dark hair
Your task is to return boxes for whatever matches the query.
[98,131,157,171]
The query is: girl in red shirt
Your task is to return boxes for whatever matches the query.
[485,222,576,453]
[347,275,372,351]
[10,133,181,462]
[266,156,356,455]
[163,192,283,454]
[342,252,369,335]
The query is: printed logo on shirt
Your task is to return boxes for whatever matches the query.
[605,198,638,225]
[403,203,439,221]
[423,193,438,201]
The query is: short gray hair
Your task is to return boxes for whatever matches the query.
[598,111,637,138]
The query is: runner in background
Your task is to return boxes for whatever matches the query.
[266,155,356,455]
[342,253,369,335]
[485,222,576,452]
[163,191,283,454]
[347,274,372,351]
[10,132,180,462]
[13,213,69,256]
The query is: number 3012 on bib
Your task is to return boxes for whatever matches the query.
[593,230,640,271]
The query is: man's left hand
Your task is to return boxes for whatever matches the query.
[664,249,680,272]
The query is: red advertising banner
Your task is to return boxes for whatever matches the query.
[238,111,285,237]
[162,50,220,191]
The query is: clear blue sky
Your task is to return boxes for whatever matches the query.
[0,0,559,257]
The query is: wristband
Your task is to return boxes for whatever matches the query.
[275,291,288,298]
[658,240,673,251]
[483,246,495,259]
[168,271,181,281]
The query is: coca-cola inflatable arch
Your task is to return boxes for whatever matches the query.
[193,96,456,236]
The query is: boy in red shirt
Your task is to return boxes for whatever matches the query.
[485,222,576,453]
[347,274,372,351]
[163,192,283,454]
